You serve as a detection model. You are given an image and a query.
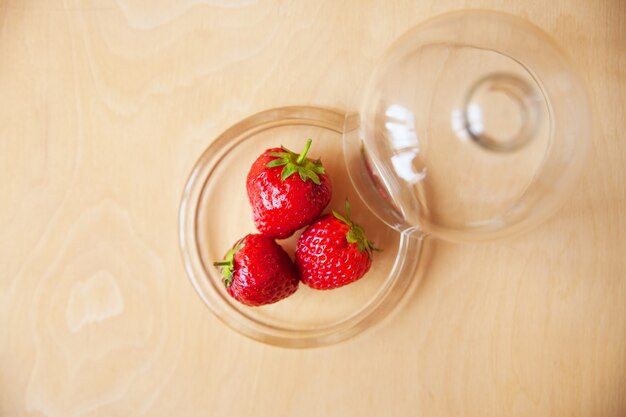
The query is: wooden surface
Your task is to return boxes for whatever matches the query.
[1,0,625,416]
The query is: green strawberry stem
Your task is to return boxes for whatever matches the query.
[213,241,244,287]
[332,199,381,256]
[264,138,326,185]
[296,138,312,165]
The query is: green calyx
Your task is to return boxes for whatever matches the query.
[265,138,326,185]
[213,241,244,287]
[332,200,381,256]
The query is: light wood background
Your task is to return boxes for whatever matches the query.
[1,0,625,416]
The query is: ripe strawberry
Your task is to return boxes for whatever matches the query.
[296,201,379,290]
[246,139,332,239]
[214,234,299,306]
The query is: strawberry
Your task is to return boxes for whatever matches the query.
[296,201,379,290]
[214,234,299,306]
[246,139,332,239]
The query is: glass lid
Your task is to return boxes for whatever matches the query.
[347,10,591,242]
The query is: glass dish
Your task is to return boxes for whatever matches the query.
[179,106,423,348]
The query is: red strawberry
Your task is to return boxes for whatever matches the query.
[214,234,299,306]
[296,201,379,290]
[246,139,332,239]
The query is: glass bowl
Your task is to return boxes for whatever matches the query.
[179,106,423,348]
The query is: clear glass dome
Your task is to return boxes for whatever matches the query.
[346,10,591,242]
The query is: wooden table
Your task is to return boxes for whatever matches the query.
[1,1,624,416]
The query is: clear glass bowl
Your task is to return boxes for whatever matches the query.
[179,106,423,348]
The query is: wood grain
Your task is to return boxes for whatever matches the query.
[1,0,624,416]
